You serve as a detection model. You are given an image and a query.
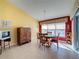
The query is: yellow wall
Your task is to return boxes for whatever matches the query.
[0,0,38,45]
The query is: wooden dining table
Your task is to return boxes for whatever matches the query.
[45,35,56,39]
[44,35,59,48]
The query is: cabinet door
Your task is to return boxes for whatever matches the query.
[26,28,31,41]
[20,28,26,37]
[20,28,27,43]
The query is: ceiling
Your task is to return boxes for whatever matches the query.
[8,0,75,21]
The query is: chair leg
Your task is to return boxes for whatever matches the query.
[57,42,58,48]
[43,45,45,51]
[37,39,39,45]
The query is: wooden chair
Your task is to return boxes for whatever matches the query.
[39,34,51,47]
[37,33,48,43]
[37,32,51,47]
[40,35,46,46]
[37,33,42,44]
[51,33,60,48]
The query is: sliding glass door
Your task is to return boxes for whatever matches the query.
[41,22,65,37]
[73,8,79,51]
[55,23,65,37]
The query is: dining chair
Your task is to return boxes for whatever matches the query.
[37,33,40,39]
[37,33,42,44]
[51,33,60,48]
[40,35,46,45]
[39,34,52,47]
[37,33,48,44]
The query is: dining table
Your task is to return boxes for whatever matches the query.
[44,35,59,48]
[45,35,56,39]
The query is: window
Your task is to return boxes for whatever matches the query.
[42,24,48,33]
[41,22,65,37]
[47,23,55,36]
[55,23,65,37]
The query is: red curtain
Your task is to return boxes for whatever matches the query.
[39,22,42,33]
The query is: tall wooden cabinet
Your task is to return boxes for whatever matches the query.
[17,27,31,45]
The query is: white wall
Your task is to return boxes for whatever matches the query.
[70,0,79,19]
